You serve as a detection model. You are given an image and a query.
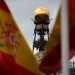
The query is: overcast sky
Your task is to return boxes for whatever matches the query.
[5,0,75,61]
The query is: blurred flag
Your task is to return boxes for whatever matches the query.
[0,1,44,75]
[39,0,75,74]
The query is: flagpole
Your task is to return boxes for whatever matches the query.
[61,0,69,75]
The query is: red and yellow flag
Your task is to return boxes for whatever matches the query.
[0,1,44,75]
[39,0,75,74]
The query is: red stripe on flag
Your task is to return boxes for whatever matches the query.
[69,0,75,19]
[39,43,75,74]
[39,43,61,74]
[0,0,10,13]
[0,51,37,75]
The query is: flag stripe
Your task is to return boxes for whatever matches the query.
[0,51,37,75]
[39,43,61,74]
[0,1,10,13]
[40,42,75,74]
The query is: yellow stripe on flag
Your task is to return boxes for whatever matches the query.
[44,7,61,57]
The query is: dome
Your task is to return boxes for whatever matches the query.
[34,7,50,18]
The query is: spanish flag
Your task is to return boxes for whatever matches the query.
[0,1,44,75]
[39,0,75,74]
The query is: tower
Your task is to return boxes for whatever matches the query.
[32,7,51,63]
[32,7,50,52]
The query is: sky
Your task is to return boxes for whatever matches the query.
[5,0,75,61]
